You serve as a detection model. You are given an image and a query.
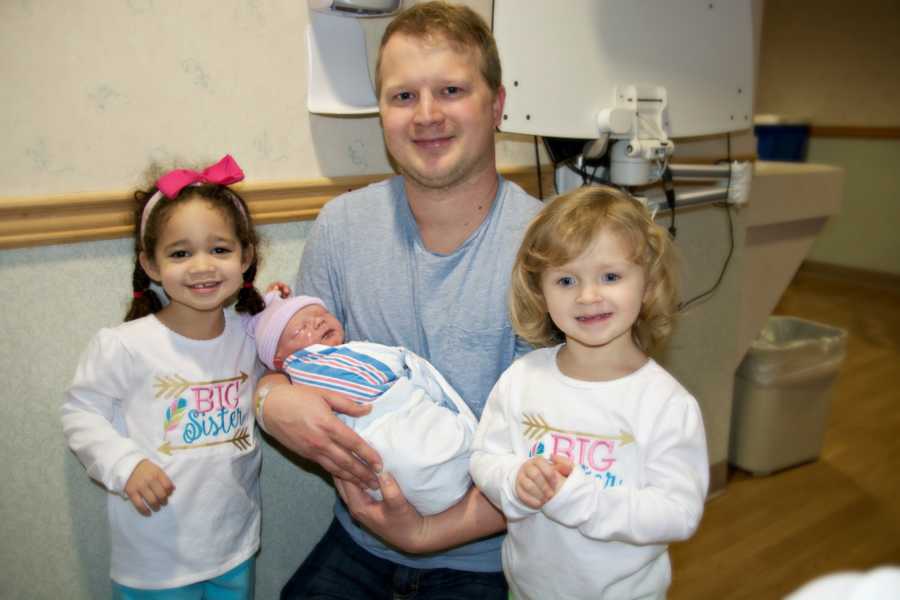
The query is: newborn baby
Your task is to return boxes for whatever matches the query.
[251,292,476,515]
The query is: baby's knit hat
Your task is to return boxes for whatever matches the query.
[251,291,326,370]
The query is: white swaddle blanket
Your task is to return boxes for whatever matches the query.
[283,341,477,515]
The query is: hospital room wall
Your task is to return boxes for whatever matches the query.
[756,0,900,276]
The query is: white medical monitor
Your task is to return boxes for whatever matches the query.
[492,0,755,139]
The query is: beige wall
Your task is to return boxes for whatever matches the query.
[806,138,900,274]
[756,0,900,275]
[757,0,900,126]
[0,0,528,198]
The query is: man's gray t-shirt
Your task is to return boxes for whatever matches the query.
[296,175,542,572]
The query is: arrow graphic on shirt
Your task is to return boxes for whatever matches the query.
[521,413,635,446]
[153,372,249,399]
[157,427,253,456]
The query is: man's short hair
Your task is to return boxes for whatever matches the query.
[374,1,502,99]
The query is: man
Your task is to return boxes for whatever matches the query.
[256,3,542,597]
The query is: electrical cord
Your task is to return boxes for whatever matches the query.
[678,133,736,311]
[678,199,734,311]
[533,136,544,199]
[661,165,677,238]
[559,161,607,187]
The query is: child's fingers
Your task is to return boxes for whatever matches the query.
[520,495,543,509]
[147,478,172,506]
[514,476,536,506]
[523,474,551,501]
[129,487,161,516]
[516,479,545,509]
[139,485,164,513]
[550,454,574,477]
[123,460,174,516]
[156,470,176,495]
[127,491,152,517]
[531,457,560,488]
[265,281,293,297]
[517,459,557,506]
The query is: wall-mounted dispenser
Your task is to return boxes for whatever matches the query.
[306,0,401,115]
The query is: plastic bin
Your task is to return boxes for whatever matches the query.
[729,316,847,475]
[754,114,810,162]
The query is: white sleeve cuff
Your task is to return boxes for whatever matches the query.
[542,464,594,527]
[99,450,148,497]
[499,457,540,521]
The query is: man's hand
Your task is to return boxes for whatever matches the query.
[335,472,429,553]
[124,459,175,516]
[515,454,571,509]
[337,474,507,555]
[261,378,382,489]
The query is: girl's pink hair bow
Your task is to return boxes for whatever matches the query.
[139,154,246,239]
[157,154,245,199]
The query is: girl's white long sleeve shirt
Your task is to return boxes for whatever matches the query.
[470,345,709,600]
[61,313,262,589]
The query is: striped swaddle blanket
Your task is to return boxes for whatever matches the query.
[283,345,399,402]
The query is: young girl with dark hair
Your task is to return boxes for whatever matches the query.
[62,155,265,599]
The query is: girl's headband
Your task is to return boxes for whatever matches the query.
[139,154,247,240]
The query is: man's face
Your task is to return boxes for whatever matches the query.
[377,33,505,192]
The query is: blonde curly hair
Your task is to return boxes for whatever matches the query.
[510,186,680,353]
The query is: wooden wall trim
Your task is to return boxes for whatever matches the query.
[0,166,553,251]
[809,125,900,139]
[798,260,900,293]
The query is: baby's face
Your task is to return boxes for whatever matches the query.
[275,304,345,366]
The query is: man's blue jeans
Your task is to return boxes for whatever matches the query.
[280,519,508,599]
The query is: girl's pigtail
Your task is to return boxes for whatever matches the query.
[124,258,163,322]
[235,258,265,315]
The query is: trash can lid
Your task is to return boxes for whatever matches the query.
[751,316,847,351]
[737,316,848,386]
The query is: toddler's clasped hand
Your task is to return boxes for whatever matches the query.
[515,454,573,509]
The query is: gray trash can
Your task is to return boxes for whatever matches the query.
[730,316,847,475]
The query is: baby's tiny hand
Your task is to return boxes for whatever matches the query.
[516,456,563,509]
[124,459,175,517]
[265,281,292,298]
